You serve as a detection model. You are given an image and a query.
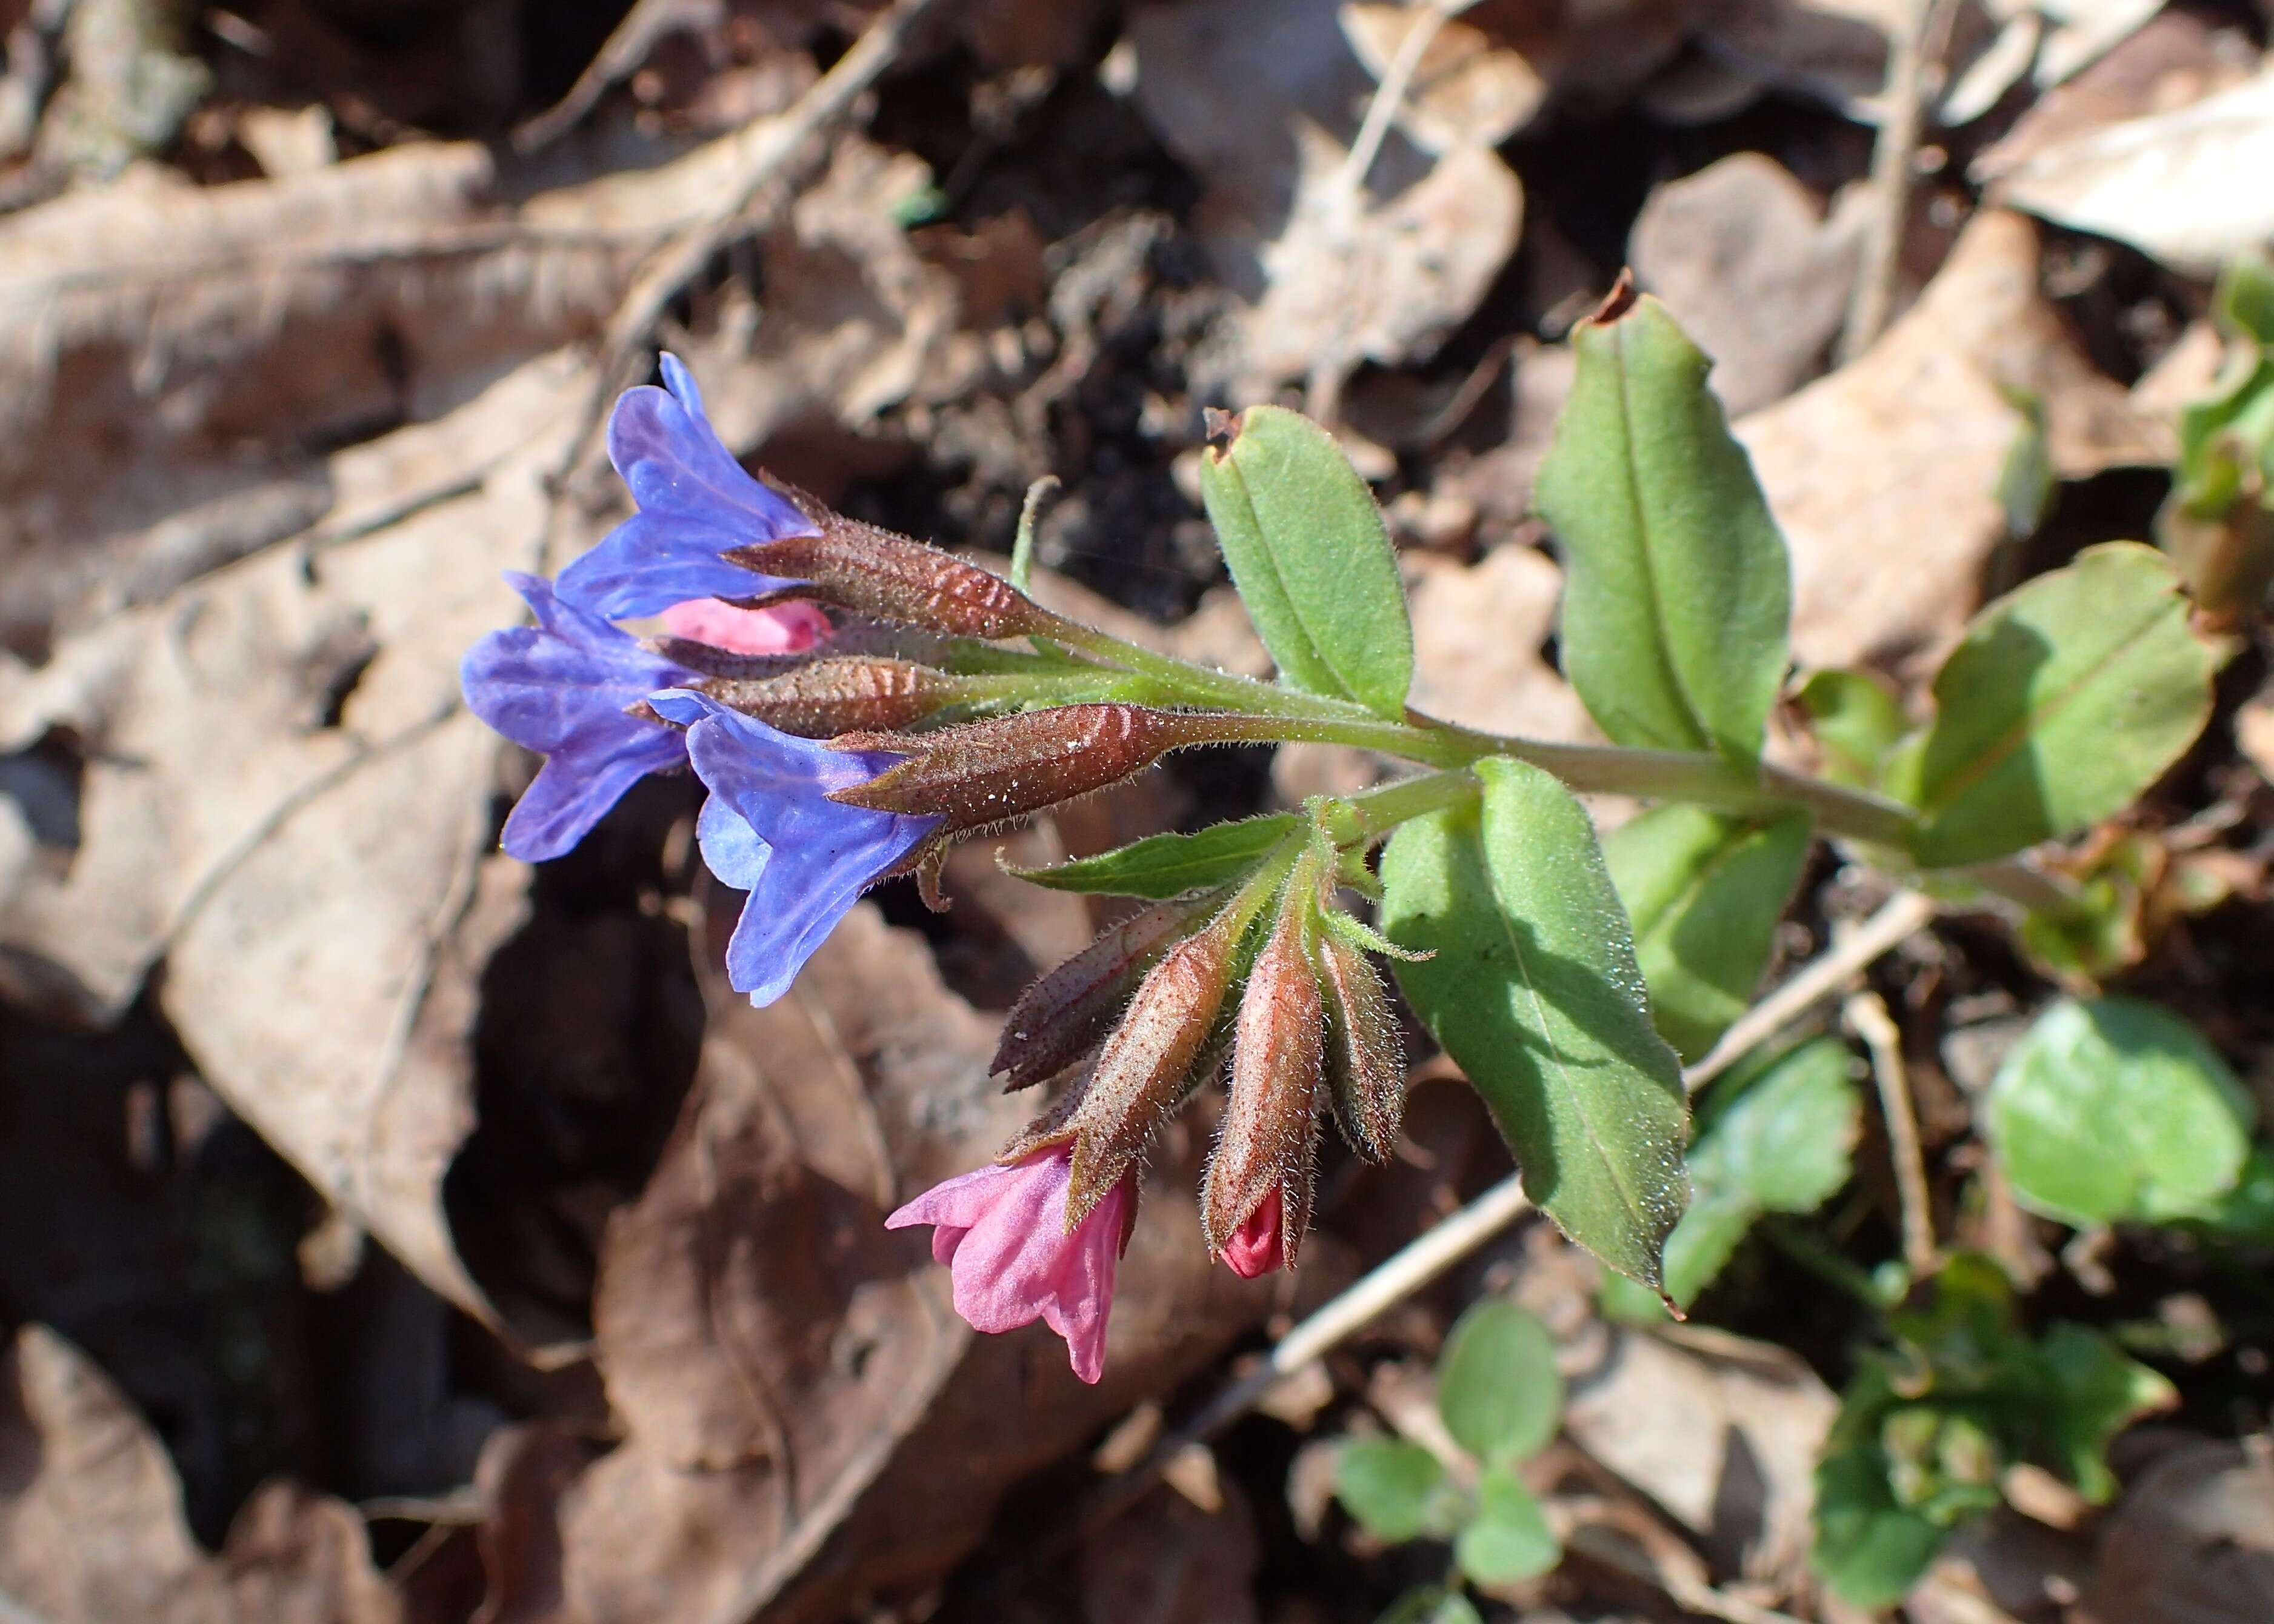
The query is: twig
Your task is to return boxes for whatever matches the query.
[1839,0,1950,361]
[1335,0,1460,199]
[557,0,941,489]
[1042,890,1939,1554]
[1846,988,1938,1277]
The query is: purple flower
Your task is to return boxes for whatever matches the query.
[460,573,697,862]
[556,354,815,622]
[885,1146,1138,1384]
[646,689,936,1007]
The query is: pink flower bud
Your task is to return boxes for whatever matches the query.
[884,1144,1136,1384]
[1219,1186,1287,1279]
[658,597,829,655]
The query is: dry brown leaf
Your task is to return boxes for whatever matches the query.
[0,1325,400,1624]
[2085,1437,2274,1624]
[1340,2,1548,151]
[1738,209,2167,673]
[1126,0,1522,397]
[1561,1323,1837,1586]
[1629,152,1867,416]
[1692,0,1901,116]
[1079,1482,1262,1624]
[1988,63,2274,276]
[528,905,1285,1624]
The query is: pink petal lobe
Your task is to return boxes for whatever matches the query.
[659,596,829,654]
[1219,1185,1286,1279]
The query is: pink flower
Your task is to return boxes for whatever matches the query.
[1218,1185,1287,1279]
[884,1146,1136,1383]
[658,596,829,655]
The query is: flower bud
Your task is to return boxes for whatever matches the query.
[724,493,1067,642]
[1057,900,1250,1224]
[827,705,1230,833]
[1201,893,1322,1271]
[1317,928,1406,1163]
[992,893,1225,1090]
[701,656,955,739]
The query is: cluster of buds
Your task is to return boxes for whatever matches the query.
[462,354,1412,1386]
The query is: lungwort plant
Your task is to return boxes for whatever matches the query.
[463,284,2222,1386]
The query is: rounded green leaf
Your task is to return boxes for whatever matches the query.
[1533,292,1792,763]
[1335,1439,1455,1543]
[1986,996,2255,1227]
[1812,1441,1952,1609]
[1604,805,1812,1062]
[1435,1302,1562,1466]
[1792,667,1909,788]
[1690,1036,1861,1214]
[1198,405,1415,718]
[1376,1588,1484,1624]
[1381,758,1690,1289]
[1454,1467,1561,1586]
[1887,544,2220,868]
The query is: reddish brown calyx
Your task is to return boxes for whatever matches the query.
[1318,925,1407,1164]
[724,486,1069,642]
[698,656,955,739]
[827,704,1258,835]
[992,893,1227,1091]
[1200,880,1324,1272]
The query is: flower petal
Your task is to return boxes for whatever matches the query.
[659,597,829,655]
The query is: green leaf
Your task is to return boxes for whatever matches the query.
[1008,814,1300,897]
[1884,544,2220,868]
[1532,292,1792,762]
[1198,405,1415,717]
[1604,805,1811,1061]
[1692,1036,1861,1213]
[1335,1440,1458,1543]
[1812,1439,1952,1609]
[1435,1302,1563,1466]
[1986,997,2255,1228]
[1657,1186,1760,1310]
[1381,757,1689,1288]
[1455,1468,1561,1586]
[1376,1588,1483,1624]
[2188,1144,2274,1242]
[2035,1324,2176,1503]
[1793,667,1909,789]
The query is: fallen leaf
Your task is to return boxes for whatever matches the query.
[1989,64,2274,276]
[1079,1482,1261,1624]
[2086,1438,2274,1624]
[0,1324,400,1624]
[1691,0,1901,117]
[1339,2,1547,152]
[1561,1323,1837,1585]
[1629,152,1867,416]
[1738,209,2168,673]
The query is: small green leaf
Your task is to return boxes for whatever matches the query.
[1657,1186,1760,1310]
[1381,757,1690,1288]
[1455,1467,1561,1586]
[1692,1036,1861,1214]
[1812,1439,1952,1609]
[1008,814,1301,897]
[1376,1588,1483,1624]
[1435,1302,1562,1466]
[1199,405,1415,717]
[1604,805,1811,1061]
[1533,292,1792,763]
[1986,997,2255,1227]
[2035,1325,2177,1503]
[1793,667,1909,789]
[1885,544,2220,868]
[1336,1439,1458,1543]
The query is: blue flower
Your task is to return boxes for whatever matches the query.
[460,573,697,862]
[648,690,939,1006]
[556,354,815,622]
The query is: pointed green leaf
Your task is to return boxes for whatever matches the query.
[1435,1302,1562,1466]
[1008,814,1300,897]
[1199,405,1415,717]
[1335,1439,1459,1543]
[1885,544,2220,868]
[1533,293,1791,762]
[1604,805,1811,1061]
[1455,1468,1561,1586]
[1986,997,2255,1228]
[1381,758,1689,1288]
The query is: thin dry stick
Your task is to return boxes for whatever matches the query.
[1839,0,1951,361]
[1846,988,1938,1276]
[1067,888,1938,1542]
